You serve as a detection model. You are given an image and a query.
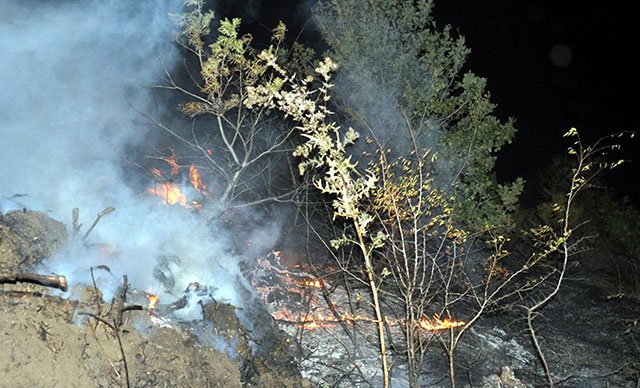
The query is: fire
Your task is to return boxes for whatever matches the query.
[146,292,159,310]
[146,149,213,208]
[167,152,179,175]
[272,308,344,329]
[418,314,465,331]
[295,277,323,289]
[148,182,187,206]
[255,252,467,333]
[189,164,210,198]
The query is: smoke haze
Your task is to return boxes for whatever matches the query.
[0,1,273,310]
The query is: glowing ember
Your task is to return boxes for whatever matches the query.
[148,182,187,206]
[296,278,323,288]
[150,167,162,177]
[418,314,465,331]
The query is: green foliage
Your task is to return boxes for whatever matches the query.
[166,1,300,205]
[531,150,640,289]
[170,0,214,53]
[313,0,523,233]
[279,42,318,79]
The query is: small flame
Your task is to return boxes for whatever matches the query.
[189,164,210,198]
[146,292,159,310]
[150,167,162,177]
[296,278,323,288]
[148,182,187,206]
[167,151,179,175]
[418,314,465,331]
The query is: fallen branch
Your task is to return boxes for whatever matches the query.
[78,312,116,331]
[0,272,68,292]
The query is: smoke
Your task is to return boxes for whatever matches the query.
[311,1,441,157]
[0,1,275,312]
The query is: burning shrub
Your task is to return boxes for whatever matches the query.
[152,0,302,208]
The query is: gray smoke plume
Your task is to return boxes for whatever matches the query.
[0,1,275,312]
[311,0,443,164]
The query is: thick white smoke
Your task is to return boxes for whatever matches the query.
[0,1,273,311]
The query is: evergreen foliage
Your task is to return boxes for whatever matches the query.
[313,0,524,232]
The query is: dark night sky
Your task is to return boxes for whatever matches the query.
[224,0,639,204]
[433,1,639,204]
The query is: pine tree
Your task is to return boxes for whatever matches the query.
[313,0,523,233]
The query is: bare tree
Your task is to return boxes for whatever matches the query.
[523,129,634,387]
[148,1,300,208]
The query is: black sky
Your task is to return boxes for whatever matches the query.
[223,0,639,204]
[432,1,638,204]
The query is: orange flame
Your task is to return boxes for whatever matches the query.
[150,167,162,177]
[296,278,323,288]
[167,152,179,175]
[418,314,465,331]
[146,292,159,310]
[256,252,466,332]
[148,182,187,206]
[189,164,210,198]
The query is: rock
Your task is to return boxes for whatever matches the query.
[481,366,528,388]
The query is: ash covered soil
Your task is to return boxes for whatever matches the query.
[0,210,241,387]
[0,210,309,388]
[0,291,241,387]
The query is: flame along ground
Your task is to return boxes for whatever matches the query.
[144,154,465,332]
[255,252,466,332]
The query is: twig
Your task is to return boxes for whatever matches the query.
[78,312,116,331]
[113,275,131,388]
[72,207,81,239]
[84,272,143,388]
[90,267,103,330]
[527,309,553,387]
[121,305,143,313]
[83,207,115,242]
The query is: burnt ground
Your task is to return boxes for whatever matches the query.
[446,276,640,387]
[1,209,639,387]
[0,210,242,387]
[249,249,640,387]
[0,210,309,388]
